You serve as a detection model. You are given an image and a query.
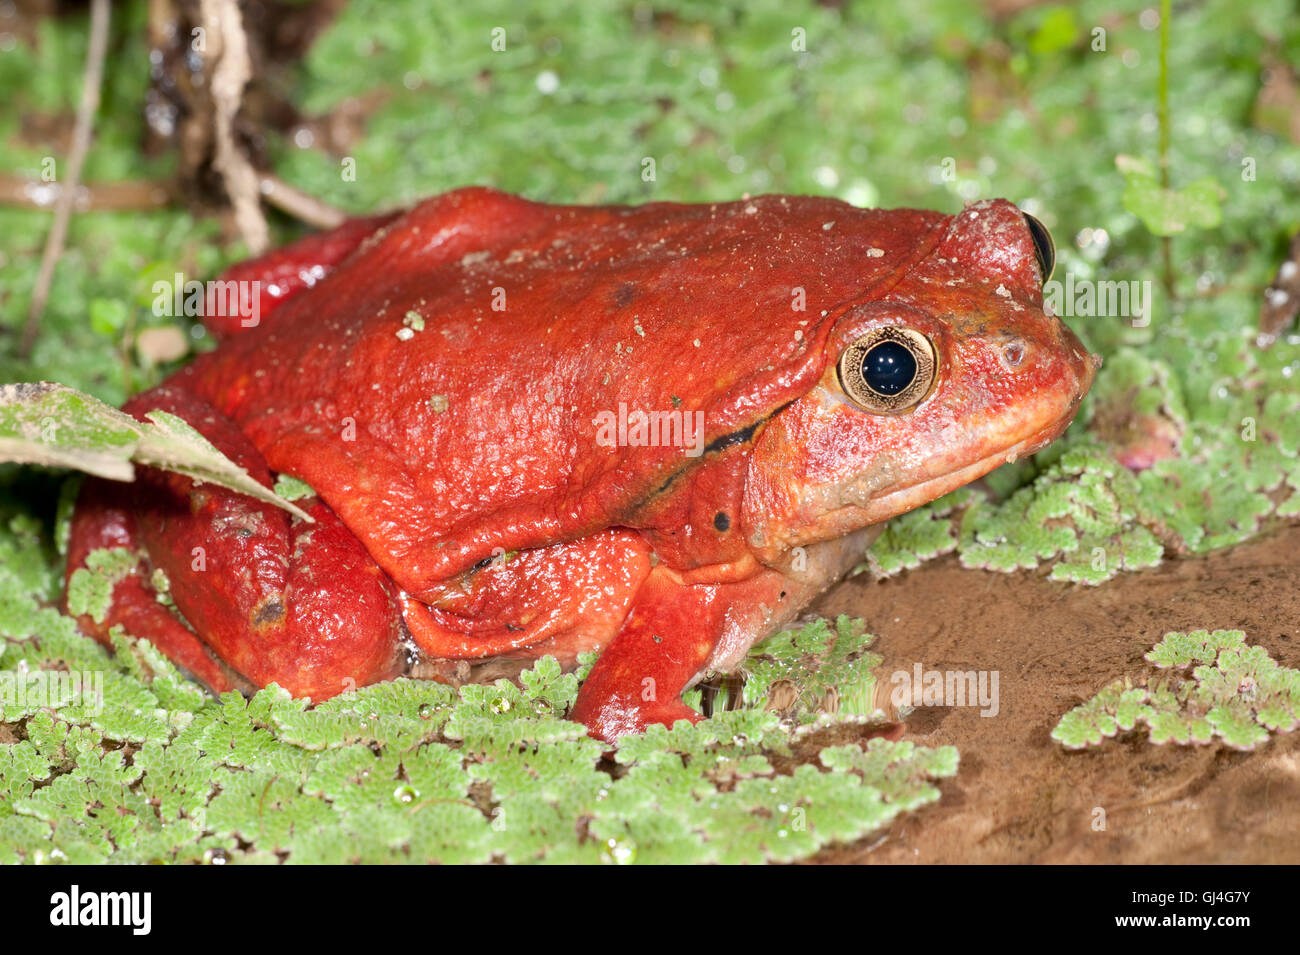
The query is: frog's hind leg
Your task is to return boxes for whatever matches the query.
[203,211,399,339]
[66,477,246,694]
[65,383,406,701]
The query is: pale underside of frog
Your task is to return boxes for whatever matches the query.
[65,188,1097,741]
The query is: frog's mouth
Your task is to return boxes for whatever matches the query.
[858,401,1083,525]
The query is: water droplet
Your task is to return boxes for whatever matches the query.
[536,70,559,95]
[604,838,637,865]
[813,166,839,188]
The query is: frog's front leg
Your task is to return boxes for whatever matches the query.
[65,384,406,700]
[571,530,877,741]
[570,563,794,741]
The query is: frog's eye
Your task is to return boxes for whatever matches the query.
[1023,213,1055,283]
[837,327,937,414]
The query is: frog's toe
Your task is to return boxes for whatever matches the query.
[574,696,702,743]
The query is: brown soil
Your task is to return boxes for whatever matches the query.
[811,520,1300,864]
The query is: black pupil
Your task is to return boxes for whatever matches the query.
[862,341,917,396]
[1024,214,1054,279]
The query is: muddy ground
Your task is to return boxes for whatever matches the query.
[811,521,1300,864]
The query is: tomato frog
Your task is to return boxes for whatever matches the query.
[66,188,1097,741]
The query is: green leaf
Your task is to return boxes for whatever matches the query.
[272,474,316,502]
[1117,157,1223,236]
[66,547,138,623]
[1027,6,1079,55]
[0,383,312,521]
[0,382,139,480]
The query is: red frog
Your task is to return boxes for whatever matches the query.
[66,188,1097,741]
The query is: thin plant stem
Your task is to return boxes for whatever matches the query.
[1159,0,1175,301]
[20,0,111,358]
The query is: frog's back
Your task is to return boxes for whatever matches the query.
[179,188,948,593]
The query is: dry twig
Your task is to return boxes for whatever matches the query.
[20,0,111,358]
[201,0,269,254]
[0,175,171,213]
[259,173,347,230]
